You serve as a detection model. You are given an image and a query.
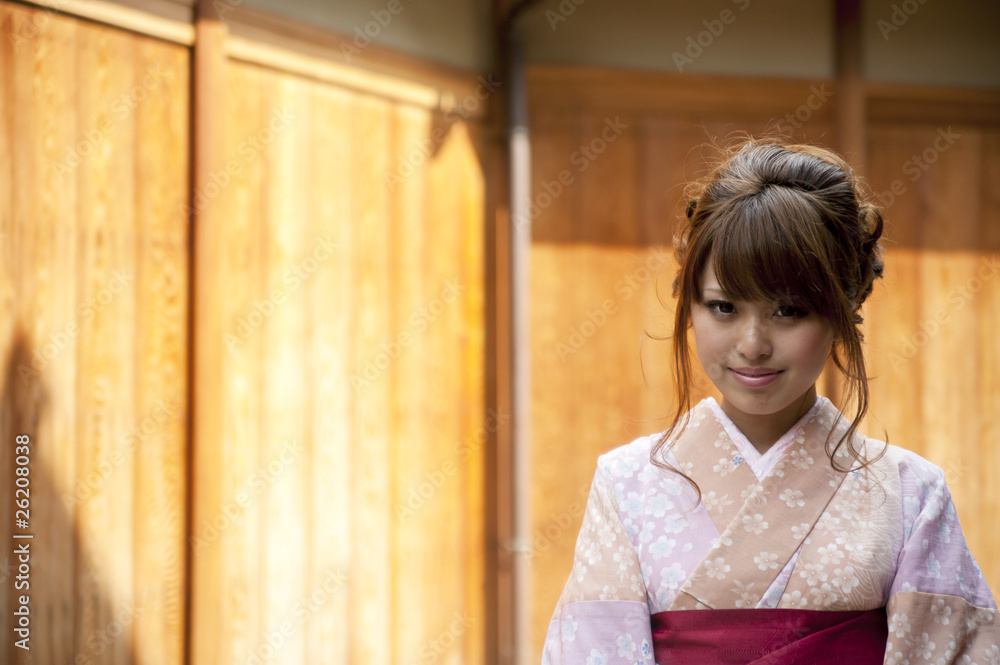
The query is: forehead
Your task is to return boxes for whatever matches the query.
[697,255,796,303]
[699,257,723,291]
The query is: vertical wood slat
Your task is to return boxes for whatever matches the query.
[353,93,393,663]
[0,5,14,655]
[390,104,430,662]
[260,73,309,665]
[131,35,189,665]
[977,133,1000,590]
[73,16,133,665]
[221,59,263,665]
[306,83,354,665]
[462,121,489,665]
[19,9,78,665]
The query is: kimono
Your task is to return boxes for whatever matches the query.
[542,396,999,665]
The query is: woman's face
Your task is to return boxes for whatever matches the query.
[691,257,835,434]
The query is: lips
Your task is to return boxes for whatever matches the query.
[729,367,783,387]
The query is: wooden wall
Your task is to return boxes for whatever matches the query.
[0,2,487,664]
[0,3,190,664]
[864,123,1000,609]
[526,65,1000,660]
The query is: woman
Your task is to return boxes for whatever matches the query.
[541,139,998,664]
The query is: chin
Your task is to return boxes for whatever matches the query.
[722,393,797,417]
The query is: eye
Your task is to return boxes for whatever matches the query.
[775,305,807,319]
[704,299,735,315]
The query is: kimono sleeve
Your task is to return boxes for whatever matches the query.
[541,464,654,665]
[883,456,998,664]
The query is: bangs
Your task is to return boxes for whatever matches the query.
[698,185,837,315]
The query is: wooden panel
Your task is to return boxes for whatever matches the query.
[865,125,1000,595]
[527,114,581,243]
[0,3,189,664]
[529,244,667,656]
[190,57,486,665]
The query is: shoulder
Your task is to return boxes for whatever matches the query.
[595,431,662,483]
[862,438,954,518]
[866,438,947,486]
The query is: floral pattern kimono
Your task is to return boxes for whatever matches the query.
[542,396,998,665]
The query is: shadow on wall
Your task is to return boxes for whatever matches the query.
[1,331,143,663]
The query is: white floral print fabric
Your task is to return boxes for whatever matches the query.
[541,398,998,664]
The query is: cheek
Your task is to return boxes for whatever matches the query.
[691,317,727,368]
[787,326,835,368]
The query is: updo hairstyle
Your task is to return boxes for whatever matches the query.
[652,137,886,476]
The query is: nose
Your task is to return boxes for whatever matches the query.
[735,317,772,360]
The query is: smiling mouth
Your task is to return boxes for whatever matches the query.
[729,368,783,387]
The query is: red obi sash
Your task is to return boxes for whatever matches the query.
[651,607,888,664]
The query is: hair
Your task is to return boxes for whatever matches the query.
[651,136,886,488]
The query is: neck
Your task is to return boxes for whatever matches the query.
[721,387,818,454]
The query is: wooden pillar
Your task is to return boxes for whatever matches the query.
[489,2,540,664]
[835,0,866,173]
[190,2,226,664]
[489,1,515,661]
[828,0,867,407]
